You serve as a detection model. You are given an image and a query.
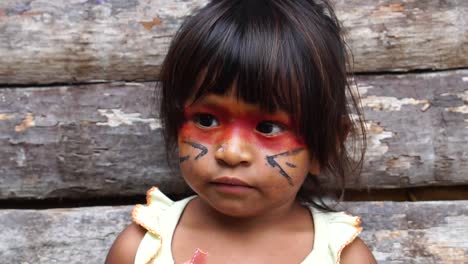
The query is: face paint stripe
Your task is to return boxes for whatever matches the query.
[266,156,294,186]
[182,101,305,152]
[182,140,208,160]
[179,155,190,163]
[265,148,304,186]
[285,162,297,168]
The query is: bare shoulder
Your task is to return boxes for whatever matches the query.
[340,237,377,264]
[105,222,147,264]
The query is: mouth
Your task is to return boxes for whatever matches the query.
[211,176,252,187]
[210,177,255,195]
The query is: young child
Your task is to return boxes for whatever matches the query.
[106,0,376,263]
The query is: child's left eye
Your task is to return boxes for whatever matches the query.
[256,121,284,136]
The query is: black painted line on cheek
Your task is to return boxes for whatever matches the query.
[179,155,190,163]
[266,156,294,186]
[182,140,208,160]
[265,148,304,187]
[285,162,297,168]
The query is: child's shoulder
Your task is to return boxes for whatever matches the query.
[105,222,146,264]
[308,206,363,243]
[306,206,376,264]
[131,186,177,233]
[106,187,191,264]
[340,237,377,264]
[131,187,194,234]
[131,187,195,263]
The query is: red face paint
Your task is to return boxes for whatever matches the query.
[178,95,306,152]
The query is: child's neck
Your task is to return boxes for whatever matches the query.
[186,197,308,233]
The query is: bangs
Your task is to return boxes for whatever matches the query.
[168,0,317,120]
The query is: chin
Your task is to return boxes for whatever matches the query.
[206,198,264,218]
[192,186,267,218]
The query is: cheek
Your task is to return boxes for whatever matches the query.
[290,156,312,179]
[255,134,305,152]
[178,122,217,144]
[178,146,210,187]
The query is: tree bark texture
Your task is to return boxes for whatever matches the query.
[0,201,466,264]
[0,70,466,199]
[0,0,466,84]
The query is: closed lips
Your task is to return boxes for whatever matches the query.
[211,177,252,187]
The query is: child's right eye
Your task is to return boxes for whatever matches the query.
[193,113,220,128]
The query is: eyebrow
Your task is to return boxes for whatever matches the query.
[188,98,232,115]
[188,95,292,124]
[190,95,262,115]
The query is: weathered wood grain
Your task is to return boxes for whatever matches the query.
[0,70,466,199]
[348,70,468,189]
[336,0,468,72]
[0,201,466,263]
[344,201,468,263]
[0,0,466,84]
[0,82,190,199]
[0,206,132,263]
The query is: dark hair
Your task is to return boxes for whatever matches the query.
[159,0,366,211]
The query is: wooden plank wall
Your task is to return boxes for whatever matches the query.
[0,0,467,263]
[1,202,467,263]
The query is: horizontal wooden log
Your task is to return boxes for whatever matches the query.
[336,0,468,72]
[345,201,468,263]
[352,70,468,189]
[0,82,190,199]
[0,201,466,263]
[0,0,466,84]
[0,70,466,199]
[0,206,132,263]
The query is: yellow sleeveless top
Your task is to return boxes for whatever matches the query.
[132,187,362,264]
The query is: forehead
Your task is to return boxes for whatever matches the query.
[186,93,291,120]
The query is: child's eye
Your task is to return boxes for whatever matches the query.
[256,121,284,136]
[193,113,220,128]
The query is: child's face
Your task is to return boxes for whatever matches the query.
[178,93,320,217]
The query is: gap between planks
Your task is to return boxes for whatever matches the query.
[0,186,467,210]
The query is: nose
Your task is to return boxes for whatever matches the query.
[214,136,254,167]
